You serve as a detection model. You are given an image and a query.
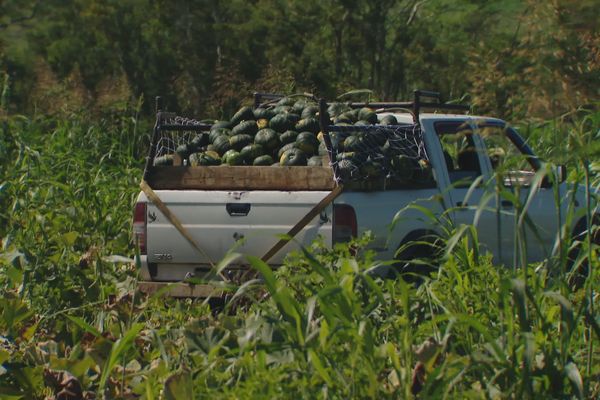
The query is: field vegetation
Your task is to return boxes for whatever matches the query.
[0,0,599,398]
[0,104,598,398]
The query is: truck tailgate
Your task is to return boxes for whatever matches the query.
[140,190,332,268]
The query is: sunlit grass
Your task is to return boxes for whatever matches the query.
[0,108,598,398]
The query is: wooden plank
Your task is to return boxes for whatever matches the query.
[140,180,217,270]
[149,165,335,190]
[137,281,223,298]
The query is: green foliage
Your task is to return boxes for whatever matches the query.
[0,91,599,397]
[1,0,597,119]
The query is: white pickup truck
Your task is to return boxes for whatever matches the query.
[134,91,596,291]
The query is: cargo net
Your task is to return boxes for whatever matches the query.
[153,115,211,165]
[326,124,434,188]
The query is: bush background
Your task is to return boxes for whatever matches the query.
[1,0,598,119]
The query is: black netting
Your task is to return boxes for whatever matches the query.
[149,102,436,189]
[153,115,211,164]
[324,123,434,187]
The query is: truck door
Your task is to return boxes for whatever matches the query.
[476,124,560,264]
[423,119,503,262]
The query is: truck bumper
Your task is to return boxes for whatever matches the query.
[137,281,224,298]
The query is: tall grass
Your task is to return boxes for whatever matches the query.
[0,107,597,398]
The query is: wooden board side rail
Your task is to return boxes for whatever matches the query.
[149,165,336,191]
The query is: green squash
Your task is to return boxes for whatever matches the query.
[336,151,367,165]
[291,99,310,115]
[277,142,297,159]
[343,134,363,152]
[229,134,253,152]
[231,120,258,137]
[230,106,255,126]
[209,128,231,144]
[253,107,275,120]
[301,105,319,119]
[240,144,265,162]
[390,154,415,180]
[269,113,296,133]
[287,113,301,125]
[366,129,388,147]
[358,107,378,124]
[253,154,274,166]
[307,155,324,167]
[190,134,209,152]
[295,132,319,156]
[360,160,383,178]
[334,115,353,124]
[204,150,221,160]
[280,130,299,145]
[338,111,357,123]
[213,135,232,155]
[189,151,221,166]
[295,117,320,134]
[222,149,245,166]
[280,148,307,166]
[272,105,291,114]
[379,114,398,125]
[175,143,191,159]
[327,102,350,118]
[382,139,401,156]
[254,129,280,151]
[347,108,360,121]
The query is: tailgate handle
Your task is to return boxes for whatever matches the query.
[226,203,251,217]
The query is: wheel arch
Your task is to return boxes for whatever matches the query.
[394,228,444,260]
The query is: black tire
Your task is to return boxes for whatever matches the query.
[391,230,443,282]
[567,214,600,288]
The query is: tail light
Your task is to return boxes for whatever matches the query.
[133,202,147,254]
[333,204,357,244]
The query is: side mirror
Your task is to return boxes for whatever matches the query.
[557,165,567,183]
[541,164,567,188]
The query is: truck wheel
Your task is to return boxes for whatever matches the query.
[208,297,226,314]
[391,230,443,283]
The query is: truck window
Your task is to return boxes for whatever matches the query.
[477,126,535,187]
[435,121,484,187]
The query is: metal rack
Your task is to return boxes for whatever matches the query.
[143,96,213,182]
[316,98,430,186]
[255,89,471,124]
[143,90,469,184]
